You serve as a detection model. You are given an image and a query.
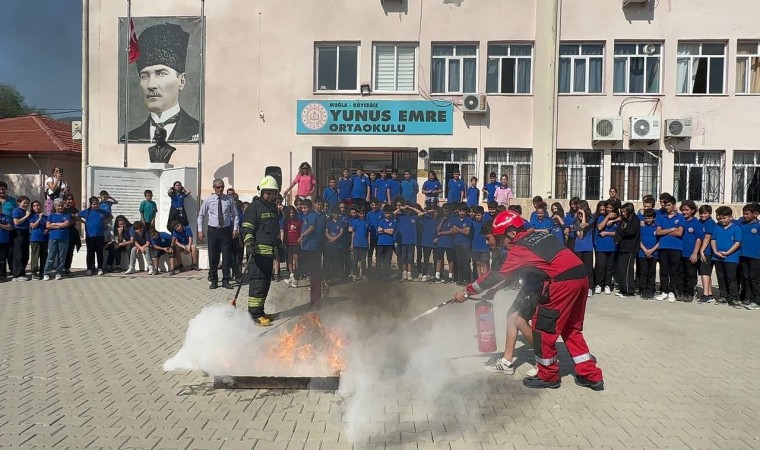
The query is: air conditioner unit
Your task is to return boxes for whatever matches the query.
[665,119,693,139]
[462,94,487,114]
[592,117,623,142]
[630,116,660,142]
[622,0,650,6]
[418,149,429,159]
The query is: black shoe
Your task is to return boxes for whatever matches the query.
[575,375,605,391]
[222,281,233,289]
[522,375,561,389]
[209,281,219,290]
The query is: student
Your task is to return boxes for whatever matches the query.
[28,201,48,280]
[80,196,109,276]
[615,203,640,298]
[418,205,439,283]
[594,201,619,295]
[394,202,422,281]
[637,196,656,222]
[573,202,595,297]
[654,194,684,302]
[365,199,382,272]
[337,169,352,205]
[376,205,396,280]
[482,172,500,204]
[434,203,456,283]
[340,203,353,278]
[549,202,565,243]
[98,190,118,216]
[167,181,191,229]
[323,178,339,210]
[139,190,158,231]
[324,207,345,281]
[528,196,544,222]
[711,206,742,306]
[374,169,391,205]
[400,170,419,204]
[388,170,402,200]
[126,221,151,275]
[295,199,319,288]
[171,220,198,272]
[0,210,12,280]
[494,175,514,207]
[470,206,490,277]
[697,205,716,303]
[10,196,32,281]
[485,201,497,222]
[451,205,473,284]
[283,206,301,287]
[529,202,553,234]
[607,187,621,211]
[149,228,175,275]
[638,210,659,299]
[421,170,443,206]
[284,161,316,200]
[351,166,371,205]
[465,177,480,207]
[348,207,369,280]
[738,203,760,309]
[679,201,704,302]
[447,170,465,204]
[43,198,72,280]
[108,215,132,272]
[564,197,580,249]
[313,197,328,274]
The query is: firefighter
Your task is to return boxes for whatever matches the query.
[453,210,604,390]
[241,175,281,326]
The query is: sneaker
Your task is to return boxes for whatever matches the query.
[655,292,668,301]
[288,279,298,288]
[594,286,602,295]
[435,278,444,284]
[574,375,605,391]
[43,275,50,281]
[421,275,428,283]
[522,375,560,389]
[484,358,515,375]
[698,295,711,304]
[418,273,424,280]
[667,293,676,303]
[148,268,155,275]
[750,302,760,310]
[716,297,727,304]
[125,267,135,275]
[526,366,538,377]
[604,286,611,295]
[97,269,104,276]
[13,277,29,282]
[86,270,93,276]
[741,302,755,310]
[55,274,63,281]
[615,292,624,298]
[587,289,593,297]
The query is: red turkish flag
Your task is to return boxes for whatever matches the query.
[128,18,140,64]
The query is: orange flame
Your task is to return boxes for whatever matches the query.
[268,313,347,374]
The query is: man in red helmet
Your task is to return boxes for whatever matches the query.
[453,210,604,390]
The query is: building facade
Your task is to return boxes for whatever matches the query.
[83,0,760,205]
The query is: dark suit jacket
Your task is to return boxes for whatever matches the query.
[122,108,201,143]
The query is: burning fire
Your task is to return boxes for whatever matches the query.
[269,313,347,373]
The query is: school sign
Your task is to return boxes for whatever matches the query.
[296,100,454,135]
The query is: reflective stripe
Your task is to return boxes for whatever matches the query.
[255,244,273,255]
[243,236,254,245]
[535,355,558,366]
[242,222,255,229]
[248,296,266,308]
[572,353,592,364]
[471,281,481,293]
[261,212,276,219]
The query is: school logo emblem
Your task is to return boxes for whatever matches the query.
[688,227,694,233]
[753,228,758,234]
[675,219,680,224]
[300,103,328,130]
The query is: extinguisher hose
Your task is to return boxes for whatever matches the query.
[410,297,474,322]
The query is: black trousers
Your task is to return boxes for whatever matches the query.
[0,242,8,277]
[229,239,242,277]
[85,236,105,271]
[638,257,657,295]
[207,226,232,282]
[740,257,760,304]
[658,249,682,294]
[455,245,472,282]
[64,228,79,271]
[574,251,594,287]
[616,252,636,295]
[367,235,377,270]
[167,206,189,229]
[248,254,273,318]
[4,229,15,274]
[681,257,700,298]
[714,260,739,302]
[594,251,615,288]
[420,246,434,276]
[324,246,343,280]
[12,229,30,278]
[377,245,394,279]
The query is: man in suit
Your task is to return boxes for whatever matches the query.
[124,23,200,143]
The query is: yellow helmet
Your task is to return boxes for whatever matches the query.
[258,175,279,192]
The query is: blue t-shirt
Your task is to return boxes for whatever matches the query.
[349,217,369,248]
[0,213,11,243]
[437,218,454,249]
[80,207,108,238]
[550,217,564,242]
[1,196,17,216]
[377,218,396,246]
[351,175,370,199]
[387,179,401,199]
[530,216,553,232]
[639,222,659,258]
[366,209,383,237]
[396,214,418,245]
[450,216,472,247]
[323,187,339,209]
[47,213,71,241]
[471,219,489,253]
[420,215,438,248]
[739,219,760,259]
[713,222,742,263]
[301,211,319,251]
[422,180,442,200]
[701,217,716,256]
[484,181,500,203]
[400,179,418,203]
[315,212,328,243]
[12,207,30,230]
[170,191,187,209]
[447,178,465,203]
[594,216,618,252]
[466,186,480,207]
[573,223,594,252]
[30,214,48,242]
[655,212,684,250]
[172,225,193,245]
[681,216,704,257]
[337,177,352,201]
[129,225,148,245]
[151,231,173,248]
[99,201,113,215]
[374,178,389,202]
[325,219,344,248]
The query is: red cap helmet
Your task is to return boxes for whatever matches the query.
[492,210,525,236]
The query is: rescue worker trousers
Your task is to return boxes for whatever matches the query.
[532,277,603,383]
[248,254,274,319]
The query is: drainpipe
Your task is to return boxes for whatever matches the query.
[27,154,44,202]
[550,0,562,199]
[81,0,90,205]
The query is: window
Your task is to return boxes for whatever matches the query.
[736,42,760,94]
[611,151,661,201]
[558,43,604,94]
[431,44,478,94]
[484,149,532,198]
[676,42,726,94]
[674,151,723,202]
[374,44,416,92]
[555,151,603,200]
[315,43,359,91]
[613,43,661,94]
[486,44,532,94]
[732,151,760,203]
[429,148,476,198]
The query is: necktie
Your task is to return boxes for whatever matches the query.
[151,112,181,130]
[217,194,224,227]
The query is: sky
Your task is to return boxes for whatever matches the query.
[0,1,82,114]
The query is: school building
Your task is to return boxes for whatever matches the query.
[83,0,760,207]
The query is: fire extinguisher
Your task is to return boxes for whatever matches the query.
[475,300,497,353]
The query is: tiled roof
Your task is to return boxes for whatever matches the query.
[0,115,82,154]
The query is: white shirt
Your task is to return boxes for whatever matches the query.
[149,103,181,143]
[45,176,67,198]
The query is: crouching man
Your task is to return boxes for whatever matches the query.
[453,210,604,390]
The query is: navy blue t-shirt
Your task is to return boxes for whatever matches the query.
[484,181,500,203]
[30,214,48,242]
[366,209,383,237]
[337,177,352,201]
[315,212,328,243]
[655,212,684,250]
[325,219,344,248]
[374,178,389,202]
[713,222,742,263]
[323,187,339,209]
[377,218,396,246]
[397,214,418,245]
[447,178,465,203]
[351,175,370,199]
[0,213,11,244]
[46,213,70,241]
[420,215,438,247]
[701,217,716,256]
[387,179,401,199]
[740,219,760,259]
[451,216,473,247]
[151,231,173,248]
[301,211,319,251]
[172,225,193,245]
[170,191,187,209]
[573,223,594,252]
[466,186,480,207]
[594,216,618,252]
[422,180,442,201]
[639,222,659,258]
[471,219,488,253]
[436,218,454,249]
[80,207,108,238]
[681,216,704,257]
[349,217,369,248]
[12,207,30,230]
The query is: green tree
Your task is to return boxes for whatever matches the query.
[0,83,33,118]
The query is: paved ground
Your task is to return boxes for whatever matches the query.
[1,270,759,449]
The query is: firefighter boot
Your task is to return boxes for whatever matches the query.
[251,315,272,327]
[574,375,604,391]
[522,375,561,389]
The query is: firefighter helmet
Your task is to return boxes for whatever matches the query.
[257,175,279,192]
[491,210,525,236]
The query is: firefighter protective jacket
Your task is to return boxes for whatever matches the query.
[241,197,279,256]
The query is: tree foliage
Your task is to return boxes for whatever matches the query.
[0,83,33,118]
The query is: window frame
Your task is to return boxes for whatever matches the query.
[610,150,661,202]
[428,148,477,199]
[372,42,418,94]
[430,43,479,95]
[555,150,604,200]
[673,151,724,203]
[736,41,760,95]
[485,43,534,95]
[483,148,533,198]
[675,41,727,95]
[558,43,605,94]
[732,151,760,203]
[314,42,361,93]
[612,42,663,95]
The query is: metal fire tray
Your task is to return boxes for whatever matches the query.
[213,375,340,390]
